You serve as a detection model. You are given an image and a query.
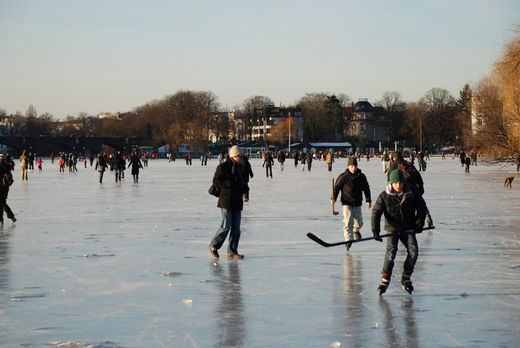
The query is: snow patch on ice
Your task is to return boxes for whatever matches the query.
[161,271,182,277]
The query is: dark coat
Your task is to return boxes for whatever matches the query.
[242,157,253,183]
[128,155,143,175]
[96,156,107,172]
[333,168,371,206]
[213,158,245,211]
[263,153,274,167]
[371,185,426,234]
[387,160,424,195]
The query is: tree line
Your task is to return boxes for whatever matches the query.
[0,87,470,151]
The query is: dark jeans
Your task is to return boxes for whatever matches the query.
[0,197,14,222]
[210,208,242,255]
[382,231,418,277]
[265,165,272,178]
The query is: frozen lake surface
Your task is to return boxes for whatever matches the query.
[1,155,519,347]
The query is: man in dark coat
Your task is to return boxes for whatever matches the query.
[331,157,371,250]
[372,169,426,295]
[209,145,246,259]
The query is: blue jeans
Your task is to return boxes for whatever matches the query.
[382,231,418,276]
[210,209,242,255]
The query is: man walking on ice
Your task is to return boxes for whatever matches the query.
[209,145,247,260]
[331,157,371,250]
[371,169,426,295]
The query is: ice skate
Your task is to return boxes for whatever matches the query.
[378,276,390,295]
[401,274,414,294]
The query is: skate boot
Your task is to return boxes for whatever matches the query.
[354,231,362,240]
[401,273,414,294]
[426,214,433,228]
[378,275,390,295]
[345,241,352,251]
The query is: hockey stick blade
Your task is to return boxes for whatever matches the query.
[307,226,435,248]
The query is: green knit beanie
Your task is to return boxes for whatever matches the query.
[389,169,405,184]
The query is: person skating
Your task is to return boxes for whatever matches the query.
[306,151,313,171]
[263,151,274,178]
[95,153,108,183]
[331,157,371,250]
[111,151,125,182]
[277,150,286,171]
[381,151,389,174]
[20,150,28,181]
[241,155,253,202]
[127,153,143,183]
[371,169,426,295]
[326,151,334,172]
[209,145,247,260]
[0,154,16,224]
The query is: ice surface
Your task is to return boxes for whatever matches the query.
[0,156,519,347]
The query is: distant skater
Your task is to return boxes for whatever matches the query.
[326,151,334,172]
[95,153,108,183]
[127,153,143,183]
[36,157,42,172]
[20,150,28,181]
[263,151,274,178]
[306,151,313,171]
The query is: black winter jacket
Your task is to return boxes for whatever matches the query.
[213,158,245,211]
[371,184,426,234]
[333,169,371,206]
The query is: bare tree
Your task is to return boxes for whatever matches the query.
[471,76,518,158]
[337,93,352,107]
[376,91,407,140]
[422,88,457,147]
[297,92,329,141]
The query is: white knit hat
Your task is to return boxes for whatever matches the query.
[229,145,241,158]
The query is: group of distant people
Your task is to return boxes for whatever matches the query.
[95,151,144,183]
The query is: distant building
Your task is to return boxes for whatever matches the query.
[470,96,483,134]
[208,112,248,143]
[97,112,121,120]
[249,105,303,142]
[344,99,391,144]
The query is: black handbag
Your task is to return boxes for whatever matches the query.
[208,184,220,197]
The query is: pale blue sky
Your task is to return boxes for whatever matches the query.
[1,0,518,119]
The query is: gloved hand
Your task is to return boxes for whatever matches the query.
[415,223,423,234]
[373,231,383,242]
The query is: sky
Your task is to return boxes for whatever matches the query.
[1,0,519,119]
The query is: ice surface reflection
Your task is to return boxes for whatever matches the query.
[0,157,519,347]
